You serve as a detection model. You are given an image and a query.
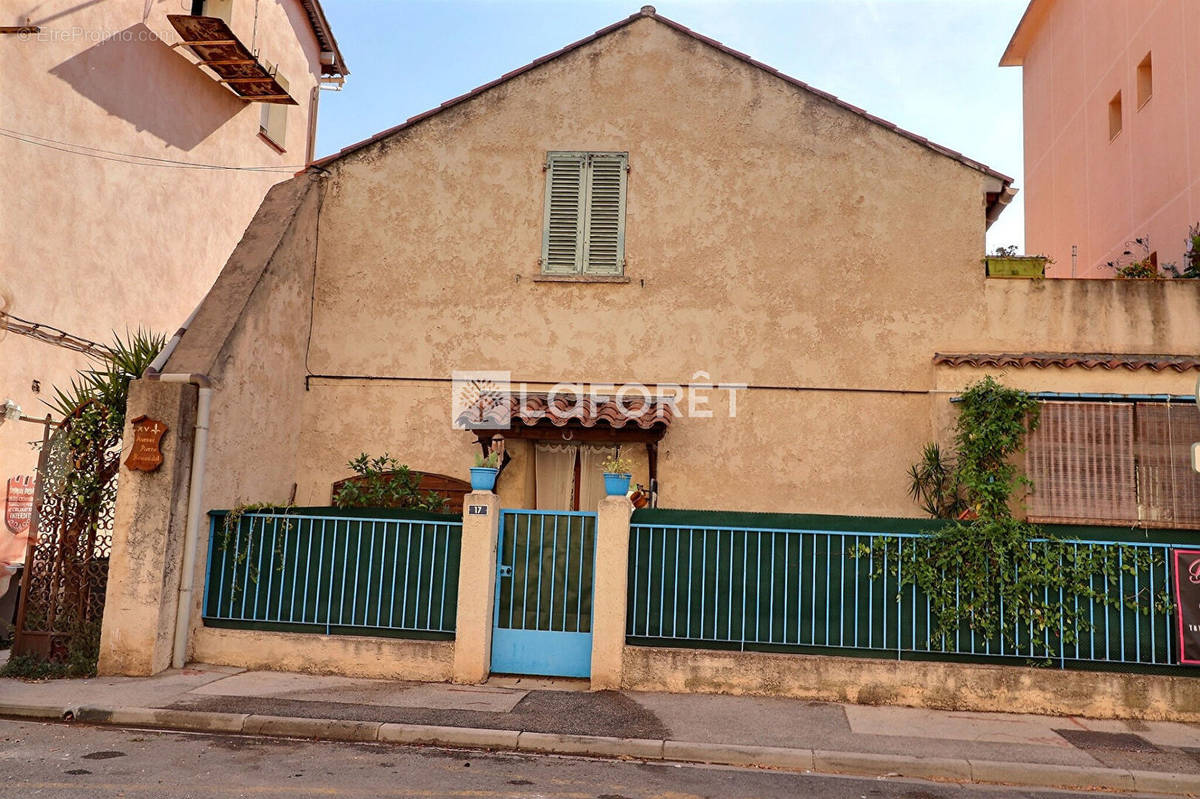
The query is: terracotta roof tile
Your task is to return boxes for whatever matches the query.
[307,9,1012,187]
[456,391,674,431]
[932,352,1200,373]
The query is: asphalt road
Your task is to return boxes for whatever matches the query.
[0,719,1161,799]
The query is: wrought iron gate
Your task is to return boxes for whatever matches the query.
[491,509,596,678]
[13,404,117,661]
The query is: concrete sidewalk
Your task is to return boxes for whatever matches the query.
[3,664,1200,794]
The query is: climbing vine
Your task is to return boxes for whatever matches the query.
[858,376,1169,657]
[219,501,296,595]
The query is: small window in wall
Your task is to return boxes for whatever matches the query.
[541,151,628,277]
[260,69,289,151]
[1108,92,1123,140]
[190,0,232,23]
[1137,52,1153,108]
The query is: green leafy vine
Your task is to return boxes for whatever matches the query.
[857,376,1170,658]
[220,502,296,596]
[332,453,448,512]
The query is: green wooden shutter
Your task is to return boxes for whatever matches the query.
[541,152,587,275]
[582,153,627,275]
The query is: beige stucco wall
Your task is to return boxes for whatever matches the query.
[286,16,1199,516]
[97,379,196,676]
[623,645,1200,721]
[169,175,321,663]
[192,627,453,681]
[292,17,992,514]
[0,0,325,495]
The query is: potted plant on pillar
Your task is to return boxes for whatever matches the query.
[600,452,633,497]
[469,451,500,491]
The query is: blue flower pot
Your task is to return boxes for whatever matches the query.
[470,467,498,491]
[603,472,632,496]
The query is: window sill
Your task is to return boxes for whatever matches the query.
[258,130,286,154]
[533,274,630,284]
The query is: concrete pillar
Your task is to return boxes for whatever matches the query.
[590,495,633,690]
[451,490,500,684]
[97,379,197,676]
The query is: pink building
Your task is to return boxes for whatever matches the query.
[1001,0,1200,277]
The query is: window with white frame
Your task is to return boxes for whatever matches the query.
[541,151,628,277]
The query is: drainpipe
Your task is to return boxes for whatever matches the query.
[142,304,213,670]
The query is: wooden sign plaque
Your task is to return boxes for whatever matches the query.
[124,415,168,472]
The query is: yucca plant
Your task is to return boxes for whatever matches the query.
[47,328,165,423]
[42,329,165,501]
[907,442,967,520]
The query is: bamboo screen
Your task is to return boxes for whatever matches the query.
[1025,401,1200,529]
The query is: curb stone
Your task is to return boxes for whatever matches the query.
[663,741,814,770]
[0,703,72,721]
[73,705,249,734]
[969,760,1137,792]
[1131,769,1200,795]
[518,732,664,759]
[242,715,381,742]
[814,750,971,781]
[17,703,1200,795]
[378,724,518,749]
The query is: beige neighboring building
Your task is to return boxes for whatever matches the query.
[1001,0,1200,277]
[0,0,346,551]
[97,8,1199,679]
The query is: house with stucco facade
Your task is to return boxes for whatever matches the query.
[1002,0,1200,277]
[95,8,1200,685]
[0,0,346,562]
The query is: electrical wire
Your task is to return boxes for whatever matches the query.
[0,127,306,173]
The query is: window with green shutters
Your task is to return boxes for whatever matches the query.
[541,152,628,276]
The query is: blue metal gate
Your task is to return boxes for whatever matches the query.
[491,510,596,677]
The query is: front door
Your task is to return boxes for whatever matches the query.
[491,509,596,678]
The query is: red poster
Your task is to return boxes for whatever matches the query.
[1172,549,1200,665]
[5,475,34,535]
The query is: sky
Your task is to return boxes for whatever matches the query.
[314,0,1030,251]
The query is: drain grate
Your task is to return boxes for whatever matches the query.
[1053,729,1160,752]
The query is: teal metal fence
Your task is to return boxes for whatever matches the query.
[204,509,461,638]
[627,512,1178,669]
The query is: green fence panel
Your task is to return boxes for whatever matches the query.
[204,510,461,638]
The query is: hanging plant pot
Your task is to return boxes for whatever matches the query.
[603,472,632,496]
[469,467,498,491]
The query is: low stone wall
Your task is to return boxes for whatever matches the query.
[621,645,1200,722]
[191,627,453,682]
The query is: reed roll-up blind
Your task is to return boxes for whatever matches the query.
[1025,400,1200,529]
[1026,401,1137,525]
[1135,402,1200,528]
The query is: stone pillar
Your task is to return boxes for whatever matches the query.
[452,490,500,684]
[590,495,633,690]
[97,379,197,676]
